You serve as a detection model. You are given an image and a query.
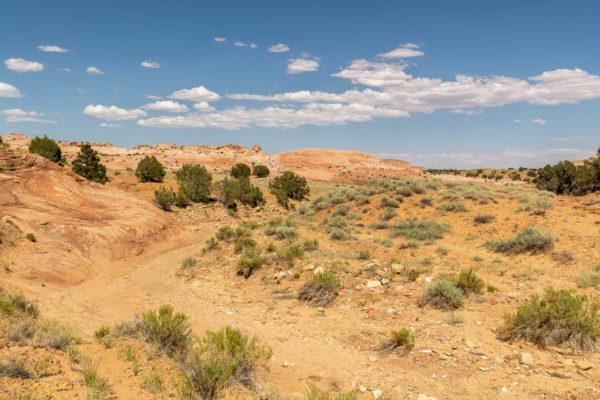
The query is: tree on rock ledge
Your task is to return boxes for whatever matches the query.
[71,144,107,184]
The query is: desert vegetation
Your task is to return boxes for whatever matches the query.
[4,136,600,399]
[71,143,108,183]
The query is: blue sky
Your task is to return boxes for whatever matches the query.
[1,0,599,168]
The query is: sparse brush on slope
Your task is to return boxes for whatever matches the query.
[298,270,340,307]
[418,278,464,310]
[302,384,357,400]
[390,219,451,241]
[138,305,191,359]
[377,328,415,355]
[455,268,485,295]
[264,217,298,240]
[497,288,600,352]
[179,326,272,400]
[486,227,553,254]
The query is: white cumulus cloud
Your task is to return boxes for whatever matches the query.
[144,100,189,113]
[83,105,147,121]
[268,43,290,53]
[2,108,57,123]
[214,37,226,43]
[169,86,221,102]
[37,44,68,53]
[531,118,547,125]
[378,44,424,59]
[0,82,21,98]
[5,58,44,73]
[193,102,216,112]
[100,122,122,128]
[287,58,320,74]
[86,66,104,75]
[141,60,160,69]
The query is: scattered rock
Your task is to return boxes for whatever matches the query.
[368,355,378,362]
[518,352,534,366]
[386,307,397,316]
[381,277,390,285]
[273,272,286,283]
[574,360,593,371]
[366,280,382,289]
[282,360,291,368]
[372,389,383,399]
[313,266,325,275]
[549,371,570,379]
[391,264,403,274]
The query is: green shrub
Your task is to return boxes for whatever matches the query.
[302,384,356,400]
[94,326,111,340]
[303,239,319,251]
[29,135,63,164]
[71,144,107,184]
[269,171,310,208]
[175,190,189,208]
[497,288,600,352]
[32,320,77,350]
[154,186,176,211]
[135,155,166,182]
[0,290,39,318]
[141,370,164,393]
[436,200,467,213]
[264,217,298,240]
[576,265,600,288]
[278,243,304,266]
[328,227,351,241]
[391,219,451,241]
[82,358,111,399]
[175,164,212,203]
[455,269,484,295]
[182,257,198,269]
[237,247,262,278]
[419,197,433,207]
[370,221,389,230]
[380,208,397,221]
[230,163,251,179]
[252,164,270,178]
[297,270,340,307]
[380,197,400,208]
[8,318,37,344]
[418,279,464,310]
[332,204,350,217]
[215,226,235,241]
[220,177,265,209]
[552,250,574,264]
[357,249,370,260]
[25,233,36,242]
[179,326,272,400]
[0,358,30,378]
[474,214,495,224]
[233,228,257,253]
[138,305,191,358]
[404,268,421,281]
[486,227,553,254]
[378,328,415,354]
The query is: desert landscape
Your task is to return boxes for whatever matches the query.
[2,2,600,399]
[2,133,600,400]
